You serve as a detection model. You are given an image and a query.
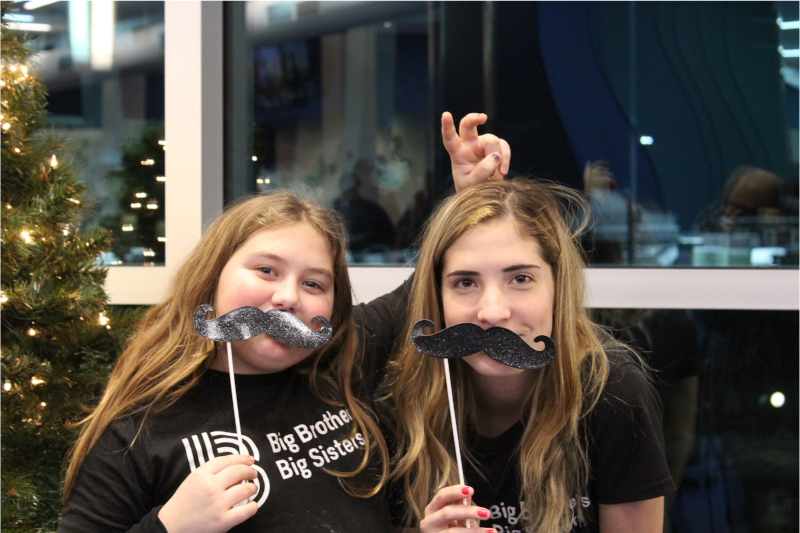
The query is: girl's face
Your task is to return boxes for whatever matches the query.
[440,217,555,380]
[212,222,335,374]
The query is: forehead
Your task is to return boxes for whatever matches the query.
[236,222,333,265]
[443,218,546,268]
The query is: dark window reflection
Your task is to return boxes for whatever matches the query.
[594,308,798,533]
[237,2,432,265]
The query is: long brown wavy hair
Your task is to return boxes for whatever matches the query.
[386,179,612,531]
[63,191,388,500]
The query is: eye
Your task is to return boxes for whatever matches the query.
[453,278,476,289]
[258,266,276,276]
[303,280,323,291]
[512,274,532,284]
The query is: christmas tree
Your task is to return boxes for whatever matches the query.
[100,122,166,265]
[1,4,140,530]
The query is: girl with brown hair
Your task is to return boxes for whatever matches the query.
[58,112,510,533]
[384,178,674,533]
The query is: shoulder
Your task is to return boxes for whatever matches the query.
[600,348,657,406]
[585,346,664,451]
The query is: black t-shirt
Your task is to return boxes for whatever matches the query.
[462,350,675,533]
[59,288,407,533]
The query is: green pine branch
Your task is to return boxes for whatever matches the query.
[1,3,143,530]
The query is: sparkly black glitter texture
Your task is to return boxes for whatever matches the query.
[194,305,332,349]
[411,319,555,370]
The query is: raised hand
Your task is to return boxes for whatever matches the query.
[442,112,511,192]
[419,485,496,533]
[158,454,259,533]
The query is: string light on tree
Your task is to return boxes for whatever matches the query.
[20,230,32,243]
[30,377,44,386]
[3,382,11,392]
[50,154,58,168]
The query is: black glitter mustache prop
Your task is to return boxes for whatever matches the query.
[193,304,332,348]
[411,320,555,370]
[193,304,332,506]
[411,320,556,522]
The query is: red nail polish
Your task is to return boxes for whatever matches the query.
[478,509,489,518]
[487,530,496,533]
[461,487,470,495]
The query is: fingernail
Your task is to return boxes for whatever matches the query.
[501,165,508,174]
[478,509,489,518]
[487,530,496,533]
[249,456,255,464]
[462,487,471,495]
[492,153,500,162]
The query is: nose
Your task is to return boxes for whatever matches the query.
[270,279,299,310]
[476,286,511,326]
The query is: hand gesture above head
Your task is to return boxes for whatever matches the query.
[442,112,511,192]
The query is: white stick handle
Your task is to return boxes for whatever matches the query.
[443,359,471,527]
[226,342,246,456]
[226,342,253,507]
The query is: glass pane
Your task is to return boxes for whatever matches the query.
[230,2,797,268]
[593,308,798,532]
[231,1,433,264]
[8,1,166,266]
[495,1,798,268]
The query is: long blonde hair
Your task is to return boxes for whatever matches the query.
[387,179,611,531]
[63,191,388,500]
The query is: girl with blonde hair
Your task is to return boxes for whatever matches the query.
[59,112,510,533]
[385,178,674,533]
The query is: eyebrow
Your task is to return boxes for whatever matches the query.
[249,252,334,281]
[445,264,541,277]
[502,264,540,273]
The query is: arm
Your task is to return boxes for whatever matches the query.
[59,422,257,533]
[59,423,165,533]
[588,354,675,531]
[599,497,664,533]
[662,375,699,496]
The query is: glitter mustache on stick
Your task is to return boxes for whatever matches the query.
[194,305,332,500]
[411,320,555,527]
